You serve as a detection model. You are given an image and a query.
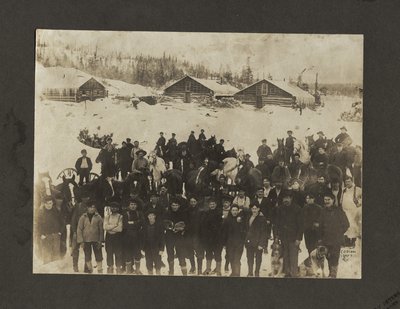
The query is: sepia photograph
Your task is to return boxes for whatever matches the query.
[33,30,363,279]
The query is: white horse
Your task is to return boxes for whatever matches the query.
[294,139,311,165]
[222,157,240,184]
[148,151,167,189]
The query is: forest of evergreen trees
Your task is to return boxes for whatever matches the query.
[36,40,255,89]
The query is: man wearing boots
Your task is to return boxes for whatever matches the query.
[77,202,104,274]
[222,204,247,277]
[200,199,224,276]
[143,209,165,275]
[319,193,350,278]
[70,191,91,272]
[276,190,304,278]
[164,199,190,276]
[122,198,144,274]
[104,202,123,274]
[244,204,267,277]
[186,196,205,275]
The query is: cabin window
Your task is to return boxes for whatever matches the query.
[269,85,276,95]
[185,81,191,91]
[262,83,268,95]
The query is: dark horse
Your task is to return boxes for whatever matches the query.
[235,164,263,197]
[186,159,219,196]
[273,138,285,162]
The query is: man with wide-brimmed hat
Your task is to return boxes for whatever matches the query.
[131,149,149,173]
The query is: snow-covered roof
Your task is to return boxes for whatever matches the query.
[190,77,240,96]
[100,78,153,97]
[36,64,94,90]
[164,75,240,96]
[237,79,315,104]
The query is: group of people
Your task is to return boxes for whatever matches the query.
[36,126,362,278]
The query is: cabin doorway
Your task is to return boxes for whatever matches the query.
[184,92,191,103]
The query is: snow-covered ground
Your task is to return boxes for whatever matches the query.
[34,95,362,181]
[34,75,362,278]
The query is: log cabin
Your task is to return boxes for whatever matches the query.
[164,75,239,103]
[39,67,107,102]
[234,79,315,108]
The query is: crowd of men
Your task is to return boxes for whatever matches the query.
[36,126,362,278]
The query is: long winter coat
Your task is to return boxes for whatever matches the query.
[276,203,304,242]
[245,214,267,248]
[319,206,349,246]
[37,208,64,236]
[221,213,247,248]
[200,208,223,247]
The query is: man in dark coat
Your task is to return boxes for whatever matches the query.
[267,181,284,238]
[142,209,165,275]
[276,190,304,277]
[256,139,272,162]
[335,126,353,147]
[244,204,267,277]
[166,133,178,167]
[163,198,190,275]
[255,159,272,181]
[214,139,226,163]
[302,193,322,254]
[176,143,193,183]
[186,196,205,275]
[330,143,348,180]
[312,147,329,171]
[271,159,291,188]
[199,129,206,142]
[187,131,197,156]
[200,198,224,276]
[118,141,132,180]
[252,187,272,250]
[37,196,63,264]
[288,153,307,181]
[285,130,296,164]
[75,149,93,186]
[306,174,330,206]
[314,131,327,153]
[264,154,277,177]
[126,138,134,151]
[122,198,144,274]
[156,132,166,158]
[222,204,247,277]
[319,192,350,278]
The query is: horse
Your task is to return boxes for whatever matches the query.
[235,164,263,197]
[124,170,151,201]
[201,135,218,162]
[293,139,311,165]
[162,169,184,196]
[148,150,167,190]
[222,157,240,185]
[273,138,285,162]
[186,159,219,196]
[224,147,237,159]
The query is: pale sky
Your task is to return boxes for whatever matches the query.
[38,30,363,84]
